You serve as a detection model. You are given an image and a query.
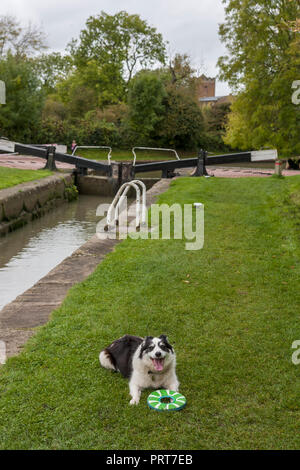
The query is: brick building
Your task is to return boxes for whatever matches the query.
[196,75,232,106]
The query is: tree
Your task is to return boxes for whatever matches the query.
[202,102,232,151]
[125,54,207,149]
[0,54,45,141]
[157,85,205,150]
[218,0,300,157]
[0,15,47,58]
[55,59,125,118]
[287,0,300,33]
[34,53,73,94]
[0,15,19,57]
[69,11,167,86]
[168,53,197,90]
[126,70,166,142]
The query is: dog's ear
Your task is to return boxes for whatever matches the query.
[159,335,174,353]
[139,336,153,358]
[145,336,154,342]
[159,335,168,342]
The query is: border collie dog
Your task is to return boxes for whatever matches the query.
[99,335,179,405]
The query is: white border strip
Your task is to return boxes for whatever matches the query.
[0,139,15,153]
[251,150,277,162]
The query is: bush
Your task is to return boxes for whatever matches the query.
[156,86,205,150]
[35,116,121,149]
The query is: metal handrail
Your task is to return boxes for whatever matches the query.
[115,182,141,229]
[72,146,112,165]
[132,147,180,166]
[131,180,147,226]
[106,180,147,231]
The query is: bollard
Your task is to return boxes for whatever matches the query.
[43,146,58,171]
[121,162,133,183]
[110,162,134,193]
[109,162,122,193]
[274,159,283,176]
[193,149,209,176]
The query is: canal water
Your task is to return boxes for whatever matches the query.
[0,195,111,312]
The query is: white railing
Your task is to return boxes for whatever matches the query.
[72,146,112,165]
[106,180,147,232]
[132,147,180,166]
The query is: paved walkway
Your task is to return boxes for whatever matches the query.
[1,154,300,177]
[206,166,300,178]
[0,154,74,170]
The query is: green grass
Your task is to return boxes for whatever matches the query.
[0,176,300,449]
[73,148,197,162]
[0,167,52,190]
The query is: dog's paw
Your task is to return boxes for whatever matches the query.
[169,383,179,392]
[129,397,139,405]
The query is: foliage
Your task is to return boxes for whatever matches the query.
[34,53,73,94]
[69,11,167,86]
[0,53,45,141]
[157,84,205,150]
[218,0,300,157]
[42,97,68,121]
[126,70,166,143]
[56,59,125,115]
[0,11,228,152]
[87,103,128,126]
[124,63,206,150]
[168,53,198,94]
[37,115,120,148]
[64,184,78,202]
[202,103,232,152]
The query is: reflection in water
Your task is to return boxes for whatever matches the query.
[0,195,110,311]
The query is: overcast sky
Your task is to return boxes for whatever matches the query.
[1,0,230,95]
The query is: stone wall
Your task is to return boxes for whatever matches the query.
[0,174,76,236]
[76,175,159,196]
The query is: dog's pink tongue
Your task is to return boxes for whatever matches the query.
[153,359,164,371]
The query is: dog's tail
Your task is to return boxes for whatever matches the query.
[99,349,116,371]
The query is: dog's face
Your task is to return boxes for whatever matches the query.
[139,335,175,372]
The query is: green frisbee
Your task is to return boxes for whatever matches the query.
[147,389,187,411]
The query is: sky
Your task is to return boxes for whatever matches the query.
[0,0,231,95]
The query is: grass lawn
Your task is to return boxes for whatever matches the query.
[0,176,299,449]
[0,167,52,190]
[73,147,198,162]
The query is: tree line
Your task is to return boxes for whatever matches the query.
[0,3,299,156]
[0,11,230,152]
[218,0,300,158]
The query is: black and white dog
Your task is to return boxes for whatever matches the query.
[99,335,179,405]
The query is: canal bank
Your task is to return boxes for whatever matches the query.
[0,173,77,236]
